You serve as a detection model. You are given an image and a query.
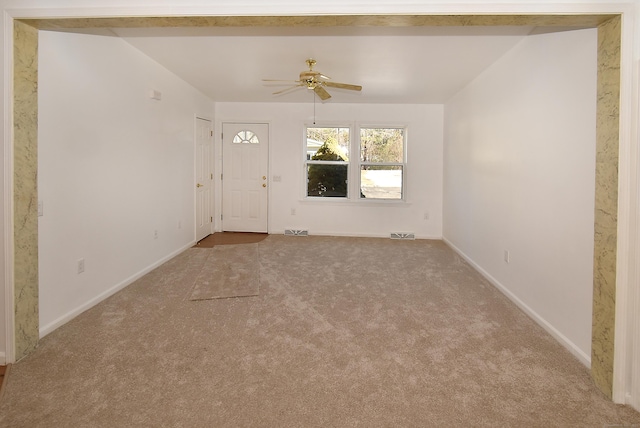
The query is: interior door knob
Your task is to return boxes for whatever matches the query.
[262,183,267,188]
[196,183,203,188]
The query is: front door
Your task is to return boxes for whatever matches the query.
[222,123,269,233]
[195,117,213,241]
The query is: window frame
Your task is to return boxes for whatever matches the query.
[304,124,352,199]
[356,125,407,201]
[302,123,408,202]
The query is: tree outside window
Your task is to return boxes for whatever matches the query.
[306,127,349,198]
[360,128,404,200]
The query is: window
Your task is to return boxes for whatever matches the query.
[306,127,350,198]
[359,128,404,200]
[303,125,406,201]
[232,130,259,144]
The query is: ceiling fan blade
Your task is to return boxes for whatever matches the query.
[262,79,301,84]
[314,85,331,101]
[273,85,303,95]
[324,81,362,91]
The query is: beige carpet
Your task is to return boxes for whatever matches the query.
[189,244,259,300]
[1,235,639,427]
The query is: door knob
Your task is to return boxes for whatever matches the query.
[262,183,267,188]
[196,183,203,188]
[263,176,266,180]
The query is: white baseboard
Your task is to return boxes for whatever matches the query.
[276,229,443,240]
[443,237,591,368]
[39,241,196,338]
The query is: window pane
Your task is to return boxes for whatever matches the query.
[360,166,402,199]
[360,128,403,163]
[307,164,348,197]
[307,127,349,161]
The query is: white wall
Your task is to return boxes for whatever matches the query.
[443,28,597,363]
[37,30,214,335]
[215,102,443,239]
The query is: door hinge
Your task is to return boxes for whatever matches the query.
[210,173,213,180]
[210,216,213,222]
[221,173,223,180]
[221,214,223,220]
[210,130,213,137]
[221,133,223,140]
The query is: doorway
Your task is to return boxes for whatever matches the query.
[195,117,214,242]
[222,123,269,233]
[7,13,635,409]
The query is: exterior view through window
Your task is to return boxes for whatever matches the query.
[306,127,350,197]
[360,128,404,200]
[305,126,405,200]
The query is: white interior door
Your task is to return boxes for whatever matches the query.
[195,117,213,241]
[222,123,269,233]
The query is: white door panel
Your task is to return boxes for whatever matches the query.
[195,117,213,241]
[222,123,268,233]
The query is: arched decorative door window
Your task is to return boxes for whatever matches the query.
[232,130,260,144]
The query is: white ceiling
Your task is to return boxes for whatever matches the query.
[112,25,553,104]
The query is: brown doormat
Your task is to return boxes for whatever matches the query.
[0,364,10,401]
[194,232,267,248]
[189,244,259,301]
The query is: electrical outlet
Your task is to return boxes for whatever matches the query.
[178,220,182,229]
[154,230,158,239]
[424,212,429,220]
[77,258,85,274]
[504,250,510,264]
[291,208,296,216]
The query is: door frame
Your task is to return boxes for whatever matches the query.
[3,8,639,409]
[219,121,270,233]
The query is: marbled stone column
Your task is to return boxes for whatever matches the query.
[591,15,621,399]
[13,20,39,360]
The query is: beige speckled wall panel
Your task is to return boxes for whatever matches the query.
[20,14,614,30]
[13,20,39,360]
[591,16,621,399]
[9,14,623,398]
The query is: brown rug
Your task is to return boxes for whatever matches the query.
[194,232,267,248]
[189,244,259,300]
[0,365,9,402]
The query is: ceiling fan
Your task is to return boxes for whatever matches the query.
[263,58,362,101]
